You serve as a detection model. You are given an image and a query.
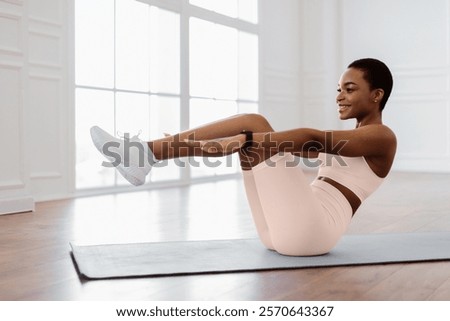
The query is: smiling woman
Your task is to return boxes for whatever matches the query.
[337,58,394,125]
[336,70,381,122]
[90,58,396,257]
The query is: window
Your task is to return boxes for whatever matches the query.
[75,0,259,190]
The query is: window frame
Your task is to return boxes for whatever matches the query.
[74,0,260,195]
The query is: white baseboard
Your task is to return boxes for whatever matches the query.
[0,197,35,215]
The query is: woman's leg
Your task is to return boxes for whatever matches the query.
[148,113,275,164]
[91,113,277,180]
[250,153,343,256]
[147,112,281,250]
[92,113,279,247]
[242,170,275,250]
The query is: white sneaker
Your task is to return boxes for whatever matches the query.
[90,126,157,186]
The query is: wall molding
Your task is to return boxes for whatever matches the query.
[0,59,23,68]
[392,66,449,97]
[0,61,26,192]
[28,15,61,28]
[0,0,23,5]
[0,196,34,216]
[389,95,448,103]
[0,10,23,55]
[28,19,62,34]
[394,65,449,73]
[0,8,22,17]
[300,0,450,173]
[30,171,62,180]
[28,30,61,68]
[27,0,62,27]
[28,73,63,181]
[0,179,25,190]
[28,72,62,80]
[0,0,69,210]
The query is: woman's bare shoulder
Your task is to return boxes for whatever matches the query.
[357,124,396,142]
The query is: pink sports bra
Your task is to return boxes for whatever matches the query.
[316,152,384,202]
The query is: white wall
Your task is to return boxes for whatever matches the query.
[4,0,445,210]
[0,0,301,210]
[298,0,341,130]
[0,0,72,213]
[299,0,450,172]
[259,0,301,130]
[341,0,450,172]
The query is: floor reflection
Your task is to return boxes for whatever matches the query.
[71,178,257,246]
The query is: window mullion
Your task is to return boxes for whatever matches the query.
[113,0,118,186]
[180,0,191,183]
[135,0,182,13]
[75,0,259,192]
[187,3,258,34]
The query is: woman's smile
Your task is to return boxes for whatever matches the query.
[338,104,351,112]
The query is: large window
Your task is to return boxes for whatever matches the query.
[75,0,259,190]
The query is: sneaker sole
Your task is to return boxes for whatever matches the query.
[90,127,147,186]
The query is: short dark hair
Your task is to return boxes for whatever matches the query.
[348,58,393,111]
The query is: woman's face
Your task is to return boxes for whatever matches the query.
[336,68,378,121]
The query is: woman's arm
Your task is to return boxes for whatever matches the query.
[253,124,396,158]
[185,124,396,159]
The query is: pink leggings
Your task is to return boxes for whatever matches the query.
[242,153,353,256]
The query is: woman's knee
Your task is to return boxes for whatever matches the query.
[240,113,274,132]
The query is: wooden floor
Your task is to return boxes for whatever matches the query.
[1,171,450,300]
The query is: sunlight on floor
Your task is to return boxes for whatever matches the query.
[71,178,258,245]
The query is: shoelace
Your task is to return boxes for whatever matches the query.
[117,130,143,141]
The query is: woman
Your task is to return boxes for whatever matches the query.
[91,58,396,256]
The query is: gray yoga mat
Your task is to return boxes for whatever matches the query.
[70,232,450,279]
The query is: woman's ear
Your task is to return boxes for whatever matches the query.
[372,89,384,103]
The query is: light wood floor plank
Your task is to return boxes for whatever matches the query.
[1,172,450,300]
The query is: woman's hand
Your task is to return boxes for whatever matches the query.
[184,134,246,154]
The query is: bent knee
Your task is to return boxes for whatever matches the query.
[241,113,273,132]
